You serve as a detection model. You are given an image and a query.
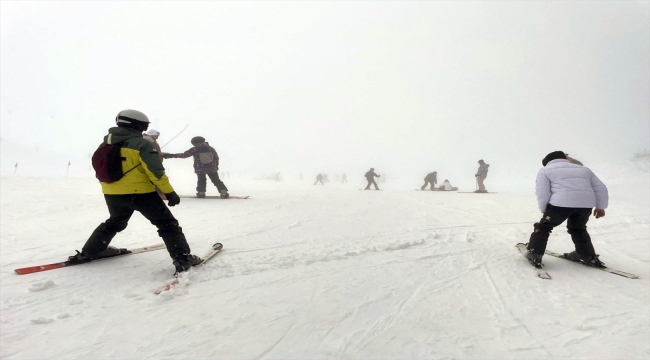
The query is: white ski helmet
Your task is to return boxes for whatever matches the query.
[115,109,150,125]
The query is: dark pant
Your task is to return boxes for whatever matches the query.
[421,181,436,190]
[82,193,191,259]
[314,179,324,185]
[197,172,228,193]
[365,178,379,190]
[477,174,487,191]
[527,204,595,256]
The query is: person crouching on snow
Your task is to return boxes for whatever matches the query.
[162,136,230,198]
[525,151,608,268]
[421,171,437,190]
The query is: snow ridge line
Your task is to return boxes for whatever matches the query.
[194,239,428,283]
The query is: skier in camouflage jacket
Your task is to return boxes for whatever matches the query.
[163,136,230,198]
[474,160,490,192]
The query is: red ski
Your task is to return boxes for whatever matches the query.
[179,195,249,199]
[155,242,223,294]
[14,244,167,275]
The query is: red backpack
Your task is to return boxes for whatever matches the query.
[91,142,140,183]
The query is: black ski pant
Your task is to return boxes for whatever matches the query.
[421,181,436,190]
[365,178,379,190]
[197,172,228,193]
[82,193,191,260]
[527,204,595,256]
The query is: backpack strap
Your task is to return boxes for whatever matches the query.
[123,163,142,176]
[117,140,142,176]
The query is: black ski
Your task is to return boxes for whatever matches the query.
[544,249,639,279]
[458,192,498,194]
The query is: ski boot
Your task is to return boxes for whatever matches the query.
[67,250,92,264]
[564,251,605,267]
[172,254,203,274]
[196,192,206,198]
[525,250,544,268]
[67,246,124,264]
[220,189,230,199]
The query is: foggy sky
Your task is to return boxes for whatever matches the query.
[1,1,648,188]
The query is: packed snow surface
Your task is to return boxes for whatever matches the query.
[1,170,648,360]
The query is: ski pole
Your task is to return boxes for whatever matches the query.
[161,124,189,149]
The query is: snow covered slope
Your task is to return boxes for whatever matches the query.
[1,171,648,359]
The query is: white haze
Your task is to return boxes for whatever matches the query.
[1,1,648,191]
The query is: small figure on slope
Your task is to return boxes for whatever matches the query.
[71,110,202,274]
[525,151,608,267]
[364,168,381,190]
[474,159,490,193]
[439,179,458,191]
[314,173,324,185]
[421,171,438,190]
[341,173,348,183]
[163,136,229,199]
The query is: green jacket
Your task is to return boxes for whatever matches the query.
[99,127,175,195]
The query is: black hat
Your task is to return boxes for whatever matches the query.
[478,159,484,164]
[191,136,205,145]
[542,151,567,166]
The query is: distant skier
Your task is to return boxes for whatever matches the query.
[163,136,229,199]
[69,110,202,274]
[474,159,490,193]
[341,173,348,183]
[323,174,330,183]
[364,168,380,190]
[314,173,324,185]
[524,151,608,268]
[143,129,163,161]
[143,129,165,199]
[421,171,438,190]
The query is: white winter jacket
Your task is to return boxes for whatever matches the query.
[535,159,608,212]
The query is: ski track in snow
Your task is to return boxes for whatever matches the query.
[1,175,649,359]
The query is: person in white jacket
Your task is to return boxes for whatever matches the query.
[525,151,608,267]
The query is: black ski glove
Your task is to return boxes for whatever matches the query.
[165,191,181,206]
